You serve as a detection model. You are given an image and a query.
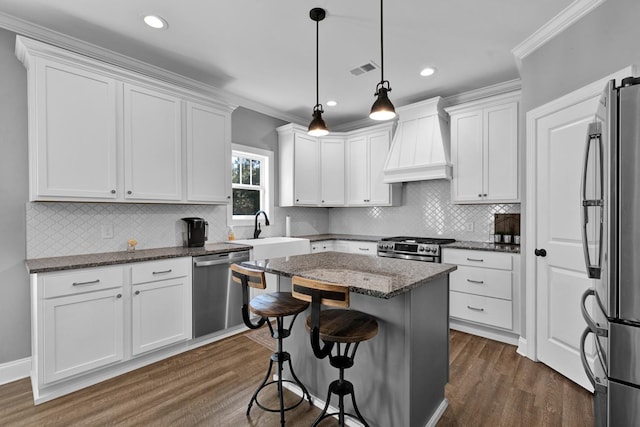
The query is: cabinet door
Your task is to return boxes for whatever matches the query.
[186,101,231,203]
[320,138,345,205]
[33,59,118,200]
[43,288,124,383]
[348,241,377,256]
[131,277,191,356]
[484,102,518,202]
[346,136,369,205]
[124,84,182,201]
[293,133,320,205]
[367,131,392,205]
[451,111,484,202]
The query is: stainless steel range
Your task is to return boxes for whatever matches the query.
[377,236,456,263]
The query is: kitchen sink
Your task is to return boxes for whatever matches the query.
[233,237,310,260]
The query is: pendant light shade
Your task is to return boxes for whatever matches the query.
[370,0,396,121]
[308,7,329,136]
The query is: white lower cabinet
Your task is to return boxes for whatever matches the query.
[32,257,192,399]
[43,284,124,384]
[131,259,192,356]
[442,248,520,341]
[310,240,376,255]
[347,241,377,255]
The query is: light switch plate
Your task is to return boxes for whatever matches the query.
[101,224,114,239]
[465,222,474,232]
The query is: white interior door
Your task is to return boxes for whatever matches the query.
[534,96,600,390]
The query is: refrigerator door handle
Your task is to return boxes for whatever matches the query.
[581,289,608,337]
[580,327,609,389]
[580,122,604,279]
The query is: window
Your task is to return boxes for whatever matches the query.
[228,144,274,225]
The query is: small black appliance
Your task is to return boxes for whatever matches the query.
[182,217,208,248]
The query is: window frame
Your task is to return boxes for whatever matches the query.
[227,143,274,227]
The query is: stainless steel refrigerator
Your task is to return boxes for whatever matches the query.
[580,76,640,426]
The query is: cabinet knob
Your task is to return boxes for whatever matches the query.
[116,293,122,298]
[321,200,325,203]
[127,190,132,195]
[111,190,116,194]
[227,195,231,199]
[478,194,482,197]
[483,193,488,197]
[134,290,140,295]
[296,199,299,202]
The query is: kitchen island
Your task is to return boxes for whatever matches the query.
[242,251,456,427]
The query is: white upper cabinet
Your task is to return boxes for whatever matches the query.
[123,84,182,201]
[31,59,118,200]
[447,92,520,204]
[278,122,398,207]
[346,127,400,206]
[320,137,346,206]
[16,36,235,204]
[185,101,231,203]
[294,132,321,205]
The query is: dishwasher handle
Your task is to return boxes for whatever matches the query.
[193,252,250,267]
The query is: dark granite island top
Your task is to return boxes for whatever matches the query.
[243,251,456,299]
[244,252,454,427]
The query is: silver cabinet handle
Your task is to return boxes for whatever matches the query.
[72,279,100,286]
[358,247,370,251]
[466,279,484,284]
[467,305,484,312]
[152,269,172,275]
[466,258,484,262]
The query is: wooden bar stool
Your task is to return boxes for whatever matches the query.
[230,264,312,426]
[291,275,378,427]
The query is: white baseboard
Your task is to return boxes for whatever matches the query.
[516,337,528,357]
[425,398,448,427]
[0,357,31,386]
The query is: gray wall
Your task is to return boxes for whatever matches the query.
[0,28,30,364]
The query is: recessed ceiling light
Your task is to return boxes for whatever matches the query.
[327,100,337,107]
[143,15,168,29]
[420,67,436,77]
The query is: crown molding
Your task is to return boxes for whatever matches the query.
[443,79,521,108]
[511,0,607,68]
[0,11,306,124]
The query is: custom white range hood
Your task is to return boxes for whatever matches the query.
[383,96,452,183]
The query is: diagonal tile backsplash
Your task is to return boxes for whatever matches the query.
[328,180,520,241]
[26,180,518,258]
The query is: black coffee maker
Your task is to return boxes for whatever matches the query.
[181,217,208,247]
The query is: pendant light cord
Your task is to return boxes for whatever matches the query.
[315,17,320,108]
[380,0,384,83]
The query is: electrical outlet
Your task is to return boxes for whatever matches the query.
[465,222,474,232]
[101,224,114,239]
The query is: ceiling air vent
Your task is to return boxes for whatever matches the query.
[350,61,378,76]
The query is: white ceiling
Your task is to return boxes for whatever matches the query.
[0,0,573,128]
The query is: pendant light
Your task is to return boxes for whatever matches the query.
[369,0,396,121]
[308,7,329,137]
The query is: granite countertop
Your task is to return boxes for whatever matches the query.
[242,251,457,299]
[296,234,383,243]
[443,240,521,254]
[25,242,253,274]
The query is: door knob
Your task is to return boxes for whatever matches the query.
[535,248,547,257]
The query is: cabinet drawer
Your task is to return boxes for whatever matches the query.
[449,265,512,300]
[131,258,190,285]
[442,249,512,270]
[450,291,513,330]
[348,241,377,255]
[42,266,124,299]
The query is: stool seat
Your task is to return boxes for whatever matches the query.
[305,309,378,343]
[250,292,309,318]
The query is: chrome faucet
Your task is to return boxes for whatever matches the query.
[253,210,270,239]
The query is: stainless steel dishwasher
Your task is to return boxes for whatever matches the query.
[192,250,250,338]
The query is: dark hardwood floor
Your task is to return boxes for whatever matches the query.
[0,329,594,426]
